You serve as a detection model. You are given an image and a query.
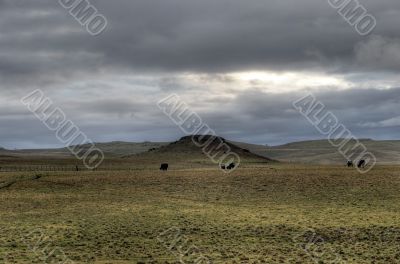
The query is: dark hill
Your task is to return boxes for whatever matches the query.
[124,135,274,169]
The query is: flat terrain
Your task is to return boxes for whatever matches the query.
[1,164,400,263]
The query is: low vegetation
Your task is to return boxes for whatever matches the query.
[1,163,400,263]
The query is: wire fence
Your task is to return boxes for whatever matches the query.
[0,165,145,172]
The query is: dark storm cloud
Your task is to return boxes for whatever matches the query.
[0,0,400,83]
[1,0,400,148]
[80,0,400,73]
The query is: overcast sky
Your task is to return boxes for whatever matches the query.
[1,0,400,149]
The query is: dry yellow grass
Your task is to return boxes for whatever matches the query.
[0,164,400,263]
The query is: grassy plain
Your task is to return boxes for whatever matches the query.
[1,163,400,263]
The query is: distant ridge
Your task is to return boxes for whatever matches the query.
[0,141,168,158]
[2,138,400,165]
[234,139,400,165]
[65,141,168,156]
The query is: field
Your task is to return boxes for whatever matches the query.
[1,163,400,263]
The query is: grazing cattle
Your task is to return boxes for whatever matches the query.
[220,165,226,170]
[347,161,354,167]
[160,163,169,171]
[226,163,236,170]
[357,160,366,168]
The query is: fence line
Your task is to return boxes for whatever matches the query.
[0,165,143,172]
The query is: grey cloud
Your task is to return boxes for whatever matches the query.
[0,0,400,85]
[154,87,400,145]
[2,84,400,148]
[355,35,400,71]
[0,0,400,147]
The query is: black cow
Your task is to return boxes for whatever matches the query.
[220,165,226,170]
[357,160,366,168]
[347,161,354,167]
[226,163,236,170]
[160,163,169,171]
